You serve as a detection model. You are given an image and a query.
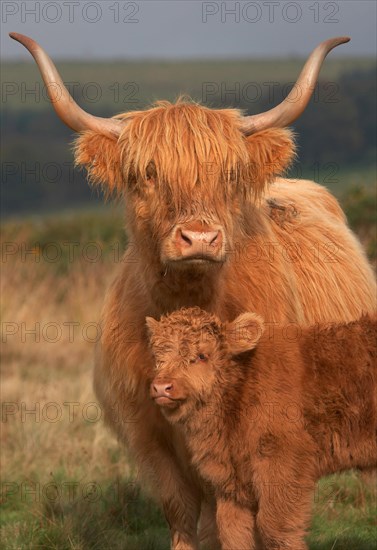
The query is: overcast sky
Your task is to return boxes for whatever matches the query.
[1,1,376,60]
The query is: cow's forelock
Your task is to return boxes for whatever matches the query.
[119,100,253,230]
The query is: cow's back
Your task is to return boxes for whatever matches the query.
[224,178,376,325]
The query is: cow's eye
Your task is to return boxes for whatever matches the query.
[146,163,156,184]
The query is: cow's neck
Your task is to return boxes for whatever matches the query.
[141,255,228,313]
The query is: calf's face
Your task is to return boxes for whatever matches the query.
[147,307,264,423]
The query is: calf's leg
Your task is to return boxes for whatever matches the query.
[216,498,256,550]
[254,464,314,550]
[198,496,221,550]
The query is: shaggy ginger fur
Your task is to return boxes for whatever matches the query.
[147,308,377,550]
[73,99,376,549]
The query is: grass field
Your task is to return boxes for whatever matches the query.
[1,189,376,549]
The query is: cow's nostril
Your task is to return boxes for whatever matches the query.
[209,231,220,245]
[179,229,221,246]
[180,230,192,246]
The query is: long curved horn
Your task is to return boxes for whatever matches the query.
[9,32,122,139]
[241,36,350,135]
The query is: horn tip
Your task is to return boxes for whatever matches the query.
[321,36,351,53]
[332,36,351,46]
[9,32,29,44]
[9,32,38,52]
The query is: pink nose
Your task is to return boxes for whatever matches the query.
[152,382,173,397]
[175,228,223,259]
[180,229,220,247]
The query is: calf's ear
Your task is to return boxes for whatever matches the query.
[74,131,123,196]
[225,312,264,355]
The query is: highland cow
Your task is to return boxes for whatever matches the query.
[10,33,377,549]
[148,308,377,550]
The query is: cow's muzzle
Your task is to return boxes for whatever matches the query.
[168,224,225,264]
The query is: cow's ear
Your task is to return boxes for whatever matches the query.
[225,312,264,355]
[146,317,159,339]
[74,131,123,196]
[244,128,296,196]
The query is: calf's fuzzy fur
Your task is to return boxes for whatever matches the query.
[147,308,377,549]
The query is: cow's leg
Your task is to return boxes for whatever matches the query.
[215,498,256,550]
[100,394,201,548]
[95,350,201,548]
[134,445,201,549]
[161,475,201,550]
[133,433,201,550]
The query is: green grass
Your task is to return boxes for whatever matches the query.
[0,204,126,274]
[1,473,375,549]
[309,473,377,549]
[1,477,169,550]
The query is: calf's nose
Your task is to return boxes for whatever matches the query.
[152,382,173,396]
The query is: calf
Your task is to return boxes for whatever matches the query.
[147,308,377,550]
